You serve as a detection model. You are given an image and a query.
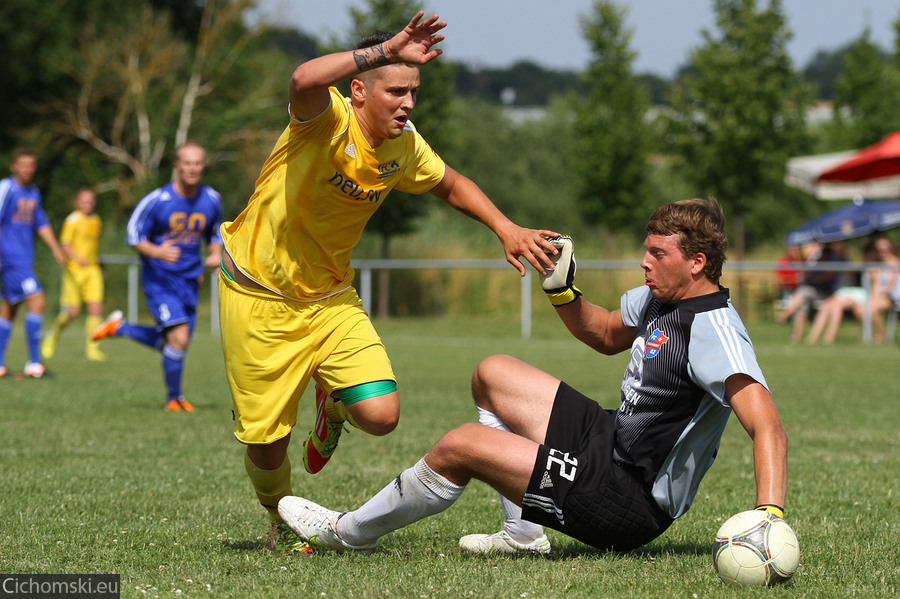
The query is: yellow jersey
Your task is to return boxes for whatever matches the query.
[60,210,101,268]
[222,87,446,301]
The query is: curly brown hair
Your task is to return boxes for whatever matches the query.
[646,197,728,281]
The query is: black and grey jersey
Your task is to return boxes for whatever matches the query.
[617,285,767,519]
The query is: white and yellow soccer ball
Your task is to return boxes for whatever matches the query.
[712,510,800,587]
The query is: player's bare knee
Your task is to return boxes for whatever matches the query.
[347,402,399,436]
[363,416,398,436]
[247,435,290,470]
[429,423,478,467]
[471,354,513,405]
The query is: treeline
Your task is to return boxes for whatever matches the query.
[3,0,900,260]
[263,21,875,108]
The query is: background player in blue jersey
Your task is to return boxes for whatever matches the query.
[0,148,67,378]
[92,142,222,411]
[276,197,789,556]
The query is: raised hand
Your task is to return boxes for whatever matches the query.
[387,11,447,65]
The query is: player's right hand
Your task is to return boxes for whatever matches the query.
[539,235,581,307]
[157,239,181,264]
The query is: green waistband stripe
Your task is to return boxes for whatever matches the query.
[220,260,236,282]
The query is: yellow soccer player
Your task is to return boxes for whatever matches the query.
[218,11,560,553]
[42,186,107,362]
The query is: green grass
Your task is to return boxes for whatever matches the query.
[1,312,898,598]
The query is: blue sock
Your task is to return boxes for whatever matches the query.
[118,322,163,349]
[0,317,11,366]
[162,344,185,400]
[25,312,43,364]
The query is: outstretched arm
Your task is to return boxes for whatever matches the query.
[430,166,559,276]
[289,11,446,120]
[727,374,788,512]
[37,224,66,266]
[554,298,637,355]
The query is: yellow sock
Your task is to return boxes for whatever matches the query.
[85,315,102,353]
[244,452,293,523]
[53,312,72,338]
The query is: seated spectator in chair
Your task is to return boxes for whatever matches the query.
[866,237,900,344]
[774,244,803,300]
[806,241,880,345]
[777,241,848,343]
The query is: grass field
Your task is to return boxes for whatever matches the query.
[1,310,898,598]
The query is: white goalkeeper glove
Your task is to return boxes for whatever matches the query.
[539,235,582,307]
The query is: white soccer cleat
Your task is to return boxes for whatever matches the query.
[459,530,551,555]
[23,361,47,378]
[277,496,377,555]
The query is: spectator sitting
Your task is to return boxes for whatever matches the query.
[776,241,848,343]
[865,237,900,344]
[806,241,878,345]
[774,244,803,299]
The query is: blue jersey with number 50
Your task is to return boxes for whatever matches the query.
[126,182,223,279]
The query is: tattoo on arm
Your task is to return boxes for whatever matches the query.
[353,44,391,71]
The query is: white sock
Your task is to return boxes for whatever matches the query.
[477,406,546,544]
[336,457,465,546]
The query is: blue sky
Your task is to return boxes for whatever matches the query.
[251,0,898,76]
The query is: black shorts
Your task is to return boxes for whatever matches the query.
[520,382,674,551]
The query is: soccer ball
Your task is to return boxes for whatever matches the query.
[712,510,799,586]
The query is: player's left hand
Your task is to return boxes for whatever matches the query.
[500,226,561,277]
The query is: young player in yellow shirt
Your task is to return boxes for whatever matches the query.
[218,12,560,552]
[42,187,107,362]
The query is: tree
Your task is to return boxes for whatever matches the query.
[831,28,900,148]
[452,61,583,106]
[447,98,581,234]
[802,47,847,101]
[570,1,653,242]
[0,0,131,150]
[31,0,285,214]
[664,0,813,269]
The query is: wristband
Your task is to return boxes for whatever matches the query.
[545,285,582,307]
[755,504,785,519]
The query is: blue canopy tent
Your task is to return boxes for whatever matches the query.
[785,198,900,246]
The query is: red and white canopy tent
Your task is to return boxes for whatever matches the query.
[785,131,900,200]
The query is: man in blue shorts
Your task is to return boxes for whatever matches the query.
[92,142,222,411]
[277,197,789,555]
[0,148,67,378]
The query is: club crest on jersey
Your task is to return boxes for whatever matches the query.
[376,160,400,180]
[645,329,669,358]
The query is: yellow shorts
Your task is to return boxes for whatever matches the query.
[218,275,395,445]
[60,264,104,306]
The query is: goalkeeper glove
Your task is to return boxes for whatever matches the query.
[539,235,582,307]
[755,504,785,519]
